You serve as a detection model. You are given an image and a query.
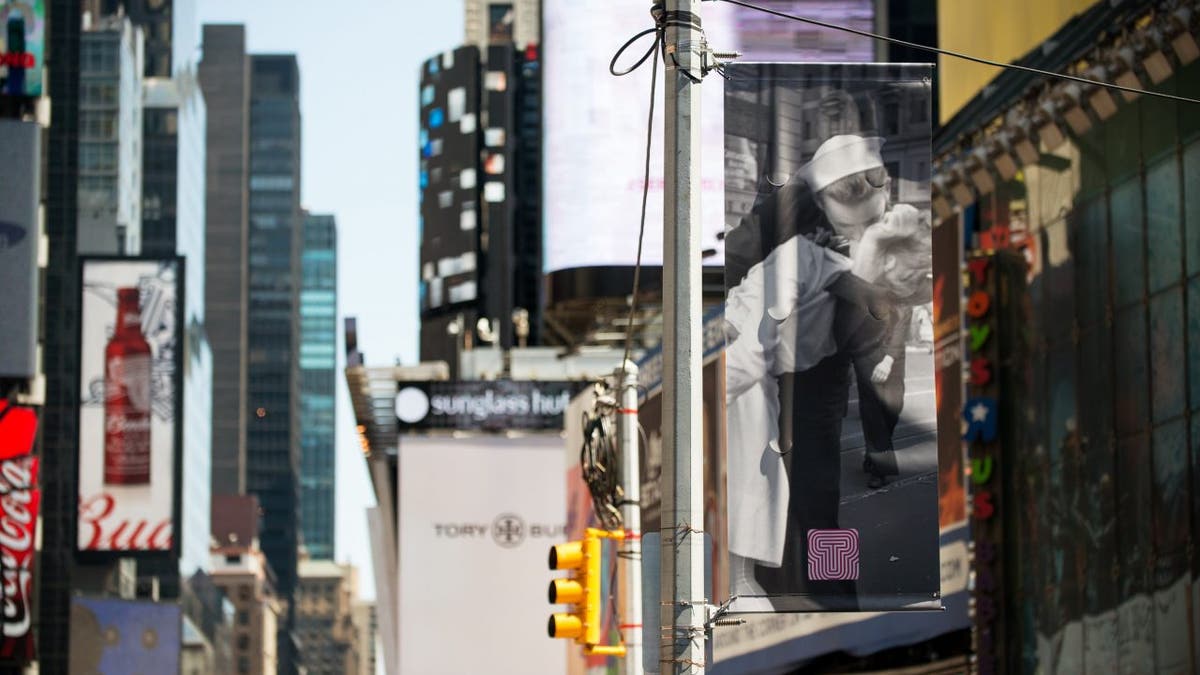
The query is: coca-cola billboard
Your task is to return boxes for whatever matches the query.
[78,258,182,554]
[0,400,38,663]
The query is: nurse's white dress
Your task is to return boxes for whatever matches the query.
[724,234,851,567]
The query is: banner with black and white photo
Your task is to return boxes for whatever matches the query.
[723,63,941,612]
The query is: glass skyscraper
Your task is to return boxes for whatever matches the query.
[300,212,337,560]
[247,53,303,674]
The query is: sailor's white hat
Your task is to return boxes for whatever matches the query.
[800,134,886,193]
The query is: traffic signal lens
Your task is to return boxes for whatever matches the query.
[549,578,584,605]
[548,613,583,639]
[549,541,583,570]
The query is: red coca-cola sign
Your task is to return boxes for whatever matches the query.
[0,400,38,663]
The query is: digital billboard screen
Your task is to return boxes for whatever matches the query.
[78,258,182,553]
[541,0,874,276]
[69,597,181,674]
[0,120,39,379]
[0,1,45,98]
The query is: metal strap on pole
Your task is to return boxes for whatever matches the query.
[616,361,643,675]
[660,0,706,672]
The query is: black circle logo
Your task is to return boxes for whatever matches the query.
[492,513,525,548]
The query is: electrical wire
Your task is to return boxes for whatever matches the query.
[611,9,664,374]
[714,0,1200,106]
[581,394,624,531]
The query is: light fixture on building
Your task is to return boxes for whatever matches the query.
[1139,28,1175,84]
[946,165,975,208]
[986,133,1020,182]
[1168,8,1199,65]
[930,176,955,222]
[1085,66,1120,121]
[1109,46,1143,101]
[966,148,995,195]
[1034,101,1066,151]
[1006,114,1041,166]
[1055,83,1092,136]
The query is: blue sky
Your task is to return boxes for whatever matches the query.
[196,0,465,600]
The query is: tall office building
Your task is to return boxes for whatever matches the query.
[201,27,304,672]
[300,213,337,560]
[38,0,84,669]
[91,0,176,76]
[464,0,540,49]
[212,495,283,675]
[77,16,143,255]
[417,28,543,370]
[247,52,304,674]
[352,601,378,675]
[134,0,211,587]
[296,560,361,675]
[199,24,250,496]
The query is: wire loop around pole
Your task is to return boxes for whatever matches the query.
[610,27,662,77]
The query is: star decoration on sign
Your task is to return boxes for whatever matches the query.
[971,403,990,422]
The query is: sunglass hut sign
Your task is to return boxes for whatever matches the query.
[395,381,576,431]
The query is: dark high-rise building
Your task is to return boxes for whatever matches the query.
[38,0,84,669]
[417,40,542,372]
[200,26,304,673]
[247,52,304,674]
[299,212,337,560]
[94,0,176,77]
[199,24,250,496]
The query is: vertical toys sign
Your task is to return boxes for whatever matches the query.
[964,253,1003,674]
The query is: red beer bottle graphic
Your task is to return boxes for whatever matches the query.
[104,287,152,484]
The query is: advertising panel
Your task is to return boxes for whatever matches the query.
[78,258,182,553]
[419,46,482,314]
[397,435,566,675]
[0,1,44,98]
[68,597,181,674]
[541,0,874,275]
[0,400,38,663]
[0,119,40,379]
[395,380,580,432]
[723,63,939,613]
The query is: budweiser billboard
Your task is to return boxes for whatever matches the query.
[78,258,183,554]
[0,400,38,663]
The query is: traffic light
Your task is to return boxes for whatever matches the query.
[547,527,626,657]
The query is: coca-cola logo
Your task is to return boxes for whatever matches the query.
[0,454,37,658]
[78,493,172,551]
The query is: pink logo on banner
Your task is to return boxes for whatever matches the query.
[807,529,859,580]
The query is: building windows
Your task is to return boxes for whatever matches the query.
[238,610,249,626]
[81,82,117,105]
[79,143,117,173]
[79,110,117,140]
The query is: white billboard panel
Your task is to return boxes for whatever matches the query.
[78,258,181,553]
[542,0,874,274]
[398,435,566,674]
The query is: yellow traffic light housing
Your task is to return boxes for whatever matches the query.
[547,528,627,657]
